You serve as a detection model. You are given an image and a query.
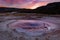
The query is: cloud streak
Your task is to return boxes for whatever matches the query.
[0,0,60,9]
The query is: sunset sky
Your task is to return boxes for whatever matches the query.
[0,0,60,9]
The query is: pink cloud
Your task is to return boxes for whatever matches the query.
[0,0,59,9]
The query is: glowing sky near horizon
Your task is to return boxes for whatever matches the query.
[0,0,60,9]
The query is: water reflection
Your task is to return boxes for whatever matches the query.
[0,16,60,37]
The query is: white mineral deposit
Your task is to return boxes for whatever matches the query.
[0,17,60,40]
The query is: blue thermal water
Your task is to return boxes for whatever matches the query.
[7,17,60,36]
